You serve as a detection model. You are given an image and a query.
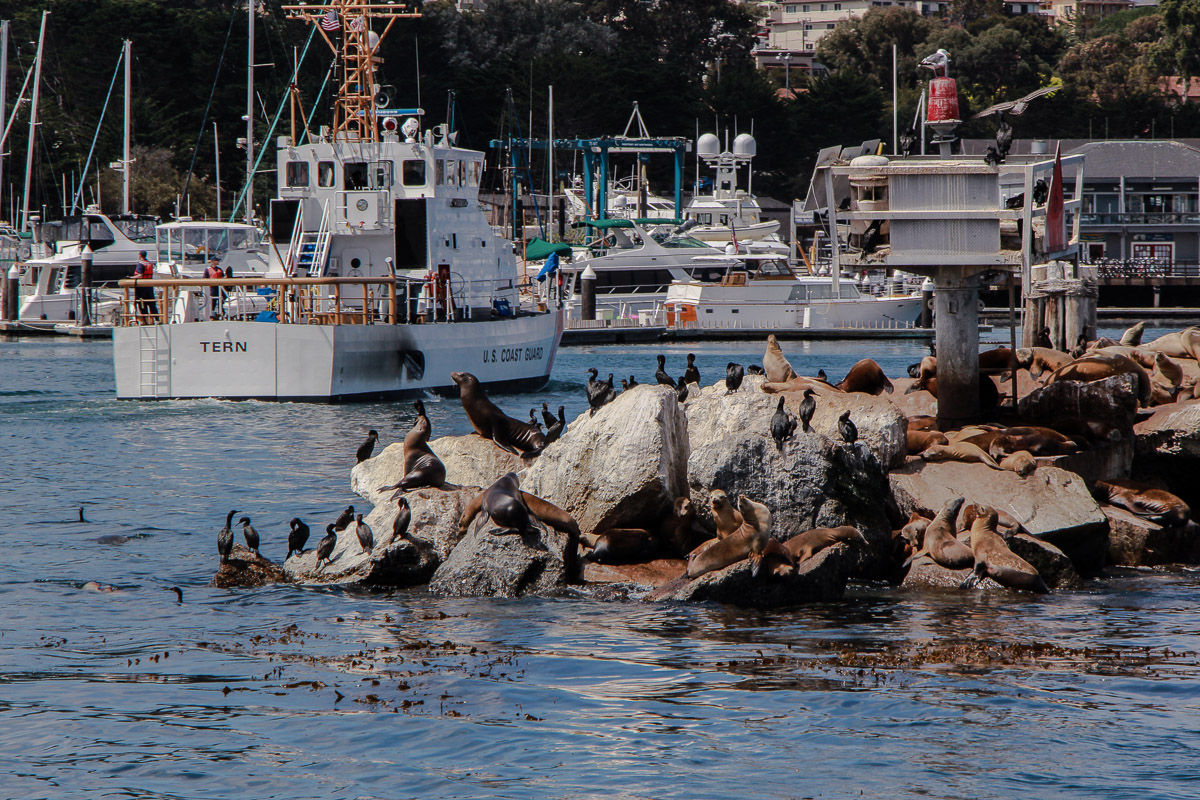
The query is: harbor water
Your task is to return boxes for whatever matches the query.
[3,331,1200,799]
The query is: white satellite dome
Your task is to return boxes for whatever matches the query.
[732,133,757,158]
[401,117,420,142]
[696,133,720,158]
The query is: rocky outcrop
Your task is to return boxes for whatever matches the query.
[285,486,478,586]
[355,433,528,498]
[1003,534,1081,590]
[429,518,574,598]
[901,557,994,590]
[1104,505,1200,567]
[211,544,293,588]
[890,460,1108,575]
[522,384,690,532]
[1018,372,1139,432]
[582,558,687,588]
[1134,399,1200,512]
[649,544,851,608]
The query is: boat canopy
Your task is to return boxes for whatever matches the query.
[571,218,635,230]
[524,238,573,260]
[634,217,683,225]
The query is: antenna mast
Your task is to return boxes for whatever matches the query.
[283,1,419,143]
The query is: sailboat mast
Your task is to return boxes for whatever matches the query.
[245,0,255,225]
[0,20,7,225]
[122,38,131,215]
[214,121,221,219]
[21,10,47,232]
[547,84,553,239]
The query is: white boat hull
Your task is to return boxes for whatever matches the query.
[113,312,564,401]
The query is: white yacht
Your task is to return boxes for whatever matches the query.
[111,3,562,400]
[682,133,783,250]
[18,209,157,324]
[664,253,923,330]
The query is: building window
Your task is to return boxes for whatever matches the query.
[786,3,798,11]
[827,22,835,28]
[820,3,827,10]
[802,4,810,10]
[834,2,841,8]
[805,23,813,29]
[285,161,309,188]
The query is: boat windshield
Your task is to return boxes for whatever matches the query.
[157,226,261,267]
[685,264,731,283]
[112,217,157,243]
[790,283,863,301]
[653,233,711,249]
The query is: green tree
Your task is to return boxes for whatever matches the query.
[1159,0,1200,92]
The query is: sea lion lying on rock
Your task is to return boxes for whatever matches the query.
[451,371,547,456]
[961,508,1048,594]
[584,529,657,564]
[1016,347,1073,380]
[906,496,973,570]
[783,526,869,562]
[957,503,1024,536]
[907,429,948,455]
[920,442,1004,470]
[998,450,1036,476]
[836,359,893,394]
[1046,353,1152,405]
[687,495,772,579]
[1143,326,1200,360]
[1093,479,1191,527]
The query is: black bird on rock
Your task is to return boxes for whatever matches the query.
[838,410,858,444]
[655,354,676,389]
[545,406,566,443]
[528,409,543,434]
[725,362,744,394]
[799,388,816,433]
[676,376,690,403]
[218,509,238,562]
[355,513,374,553]
[585,367,615,415]
[816,369,830,384]
[356,430,379,463]
[392,497,411,540]
[239,516,259,556]
[541,402,557,428]
[747,364,765,375]
[334,505,355,531]
[627,375,638,388]
[287,518,310,559]
[770,397,797,451]
[315,525,337,570]
[1035,326,1053,349]
[984,146,1002,168]
[683,353,701,386]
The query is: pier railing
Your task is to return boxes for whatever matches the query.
[1092,259,1200,279]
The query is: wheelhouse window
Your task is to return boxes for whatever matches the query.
[402,159,427,187]
[317,161,336,187]
[469,161,481,187]
[285,161,309,188]
[344,161,393,190]
[436,160,445,185]
[445,160,458,187]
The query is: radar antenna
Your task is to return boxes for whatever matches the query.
[282,1,419,143]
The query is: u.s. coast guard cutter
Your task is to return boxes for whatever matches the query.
[113,0,562,400]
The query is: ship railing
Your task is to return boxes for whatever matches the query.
[672,317,917,331]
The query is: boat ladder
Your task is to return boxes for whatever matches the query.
[137,325,170,398]
[292,201,333,277]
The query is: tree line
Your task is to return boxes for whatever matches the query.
[0,0,1196,220]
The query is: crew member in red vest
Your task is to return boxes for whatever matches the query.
[204,257,224,318]
[132,250,158,319]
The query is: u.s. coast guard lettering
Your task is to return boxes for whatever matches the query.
[202,341,247,353]
[482,346,545,364]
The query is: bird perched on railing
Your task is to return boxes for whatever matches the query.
[898,127,917,157]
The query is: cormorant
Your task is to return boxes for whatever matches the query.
[725,362,744,394]
[545,406,566,443]
[393,497,411,540]
[627,375,638,387]
[239,517,259,556]
[984,146,1002,168]
[528,409,543,433]
[356,430,379,463]
[838,411,858,444]
[288,518,310,559]
[995,115,1013,159]
[1033,178,1050,206]
[746,364,765,375]
[799,388,816,433]
[899,127,917,157]
[676,376,689,403]
[541,402,557,428]
[315,525,337,570]
[770,397,797,450]
[218,509,238,562]
[655,354,676,389]
[816,369,830,383]
[586,367,615,415]
[683,353,701,386]
[334,505,355,531]
[355,513,374,553]
[1034,326,1053,349]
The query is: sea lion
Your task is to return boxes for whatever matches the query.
[378,399,447,493]
[906,496,974,570]
[1144,326,1200,359]
[1046,353,1152,405]
[459,472,536,536]
[920,442,1004,470]
[1016,347,1073,379]
[1091,345,1155,369]
[836,358,894,394]
[998,450,1036,476]
[783,525,868,562]
[978,347,1017,375]
[1152,351,1183,389]
[710,489,744,539]
[585,528,656,564]
[658,497,697,556]
[451,371,547,456]
[987,432,1076,458]
[760,539,798,577]
[907,374,1000,411]
[907,428,948,455]
[519,492,581,539]
[1094,479,1191,527]
[961,508,1048,593]
[894,512,931,561]
[1120,321,1146,347]
[907,415,938,432]
[957,502,1024,536]
[763,334,798,383]
[687,495,772,578]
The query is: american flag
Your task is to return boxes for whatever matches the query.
[349,16,366,32]
[319,9,340,31]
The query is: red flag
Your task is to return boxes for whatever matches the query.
[1045,145,1065,253]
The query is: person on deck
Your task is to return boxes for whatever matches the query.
[132,250,158,319]
[204,257,224,318]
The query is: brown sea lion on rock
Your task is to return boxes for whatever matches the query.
[1046,353,1152,405]
[1144,326,1200,360]
[763,334,798,383]
[1094,480,1191,527]
[961,508,1048,593]
[1016,347,1073,380]
[451,371,547,456]
[1091,346,1155,369]
[906,496,973,570]
[920,442,1004,470]
[783,526,869,562]
[897,512,931,549]
[1152,352,1184,389]
[957,502,1024,536]
[687,495,772,578]
[378,399,447,494]
[584,529,657,564]
[710,489,744,539]
[998,450,1036,476]
[658,497,698,556]
[458,473,536,536]
[987,432,1076,458]
[907,415,938,432]
[978,348,1017,375]
[1120,321,1146,347]
[836,359,894,394]
[907,429,948,455]
[759,539,799,577]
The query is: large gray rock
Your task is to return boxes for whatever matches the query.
[421,434,527,491]
[284,486,478,586]
[686,379,894,575]
[1006,533,1082,590]
[429,518,573,598]
[649,544,850,607]
[1104,505,1200,567]
[211,544,293,588]
[901,556,995,590]
[522,384,690,532]
[1018,372,1139,432]
[890,460,1108,575]
[1134,400,1200,512]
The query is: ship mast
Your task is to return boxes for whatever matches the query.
[282,1,419,143]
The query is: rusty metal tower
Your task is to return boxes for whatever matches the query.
[283,1,419,143]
